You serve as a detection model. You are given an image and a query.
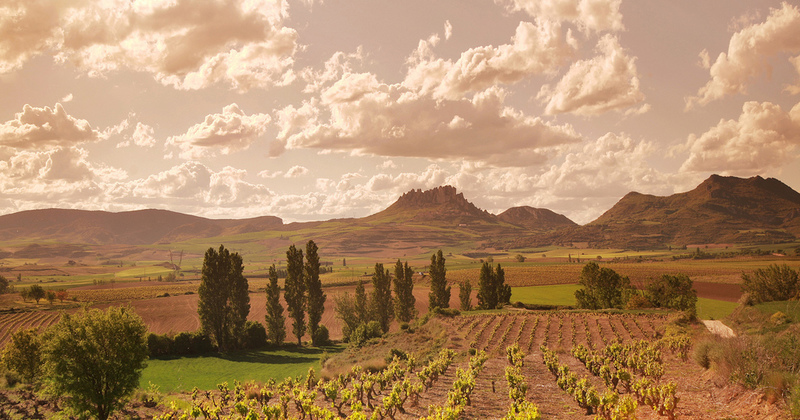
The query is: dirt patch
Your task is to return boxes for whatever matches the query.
[702,320,736,338]
[693,281,742,302]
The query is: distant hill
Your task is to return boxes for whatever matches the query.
[0,208,283,245]
[498,206,578,230]
[501,175,800,249]
[366,185,495,225]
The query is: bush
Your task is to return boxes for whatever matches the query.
[311,325,330,347]
[433,307,460,317]
[349,321,383,347]
[147,333,172,357]
[742,264,799,303]
[626,294,652,309]
[243,321,268,349]
[646,273,697,312]
[693,339,715,369]
[386,348,408,363]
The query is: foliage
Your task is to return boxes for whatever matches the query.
[428,249,451,310]
[2,327,42,383]
[285,244,307,345]
[41,306,148,420]
[349,320,383,347]
[742,264,799,303]
[459,280,472,311]
[371,263,394,333]
[28,284,46,304]
[477,262,511,309]
[0,275,9,294]
[197,245,250,352]
[55,289,68,302]
[574,262,633,309]
[243,320,267,349]
[265,264,286,346]
[393,260,417,323]
[515,254,526,263]
[147,331,213,357]
[305,240,327,345]
[312,325,330,346]
[646,273,698,312]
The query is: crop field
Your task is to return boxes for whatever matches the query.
[156,312,781,419]
[0,310,63,345]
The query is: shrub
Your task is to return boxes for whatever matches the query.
[349,321,383,347]
[646,273,697,311]
[311,325,330,347]
[742,264,799,303]
[243,321,268,349]
[433,307,460,317]
[147,333,172,357]
[626,294,652,309]
[692,339,715,369]
[770,311,790,326]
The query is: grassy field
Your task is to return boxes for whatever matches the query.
[140,345,345,392]
[510,284,581,306]
[696,297,738,320]
[755,300,800,322]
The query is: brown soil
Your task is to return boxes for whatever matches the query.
[693,281,742,302]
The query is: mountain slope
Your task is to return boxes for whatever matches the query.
[498,206,578,230]
[0,209,283,245]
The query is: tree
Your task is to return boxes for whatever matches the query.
[477,262,511,309]
[370,263,393,333]
[459,280,472,311]
[265,265,286,346]
[2,327,41,383]
[428,250,450,310]
[55,289,68,303]
[46,290,56,304]
[515,254,526,263]
[354,279,369,325]
[305,240,327,345]
[28,284,46,304]
[393,260,416,323]
[0,275,9,294]
[284,245,306,345]
[41,307,148,420]
[574,262,633,309]
[197,245,250,352]
[646,273,697,311]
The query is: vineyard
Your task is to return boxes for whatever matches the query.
[0,310,62,346]
[148,312,784,419]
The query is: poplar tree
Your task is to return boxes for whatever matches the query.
[459,280,472,311]
[284,245,306,345]
[477,262,511,309]
[371,263,393,333]
[305,240,326,344]
[265,264,286,345]
[393,260,416,322]
[198,245,250,351]
[354,279,369,324]
[428,249,450,310]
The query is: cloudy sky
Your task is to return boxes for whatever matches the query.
[1,0,799,224]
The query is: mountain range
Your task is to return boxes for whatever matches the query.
[0,175,798,252]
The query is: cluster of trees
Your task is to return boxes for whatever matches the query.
[476,261,511,309]
[17,284,67,304]
[264,240,328,347]
[574,262,697,314]
[335,259,418,346]
[1,307,149,420]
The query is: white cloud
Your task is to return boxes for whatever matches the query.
[258,165,308,178]
[681,100,800,174]
[405,20,578,100]
[495,0,624,33]
[301,48,365,93]
[687,2,800,107]
[116,121,157,148]
[61,93,73,103]
[538,34,646,116]
[276,78,581,166]
[444,20,453,40]
[0,103,99,149]
[166,104,271,159]
[0,0,299,91]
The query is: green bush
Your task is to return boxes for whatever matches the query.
[147,333,172,357]
[692,339,715,369]
[433,307,460,317]
[311,325,330,347]
[243,321,267,349]
[742,264,799,303]
[349,321,382,347]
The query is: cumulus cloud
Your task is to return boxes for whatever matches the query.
[444,20,453,40]
[116,121,157,148]
[495,0,624,33]
[258,165,308,178]
[687,2,800,107]
[538,34,647,116]
[275,77,581,166]
[405,20,577,100]
[0,103,99,149]
[681,100,800,174]
[166,104,271,159]
[0,0,299,91]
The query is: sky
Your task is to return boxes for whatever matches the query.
[1,0,799,225]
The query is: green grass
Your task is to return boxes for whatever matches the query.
[755,300,800,322]
[115,266,175,278]
[510,284,580,306]
[140,345,345,392]
[696,297,738,320]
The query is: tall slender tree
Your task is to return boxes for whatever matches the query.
[284,245,306,345]
[305,240,326,344]
[477,262,511,309]
[354,279,369,325]
[265,264,286,346]
[393,260,416,322]
[428,249,450,310]
[198,245,250,351]
[459,280,472,311]
[370,263,393,333]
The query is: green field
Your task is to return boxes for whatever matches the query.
[140,345,345,392]
[696,297,738,320]
[510,284,581,306]
[755,300,800,322]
